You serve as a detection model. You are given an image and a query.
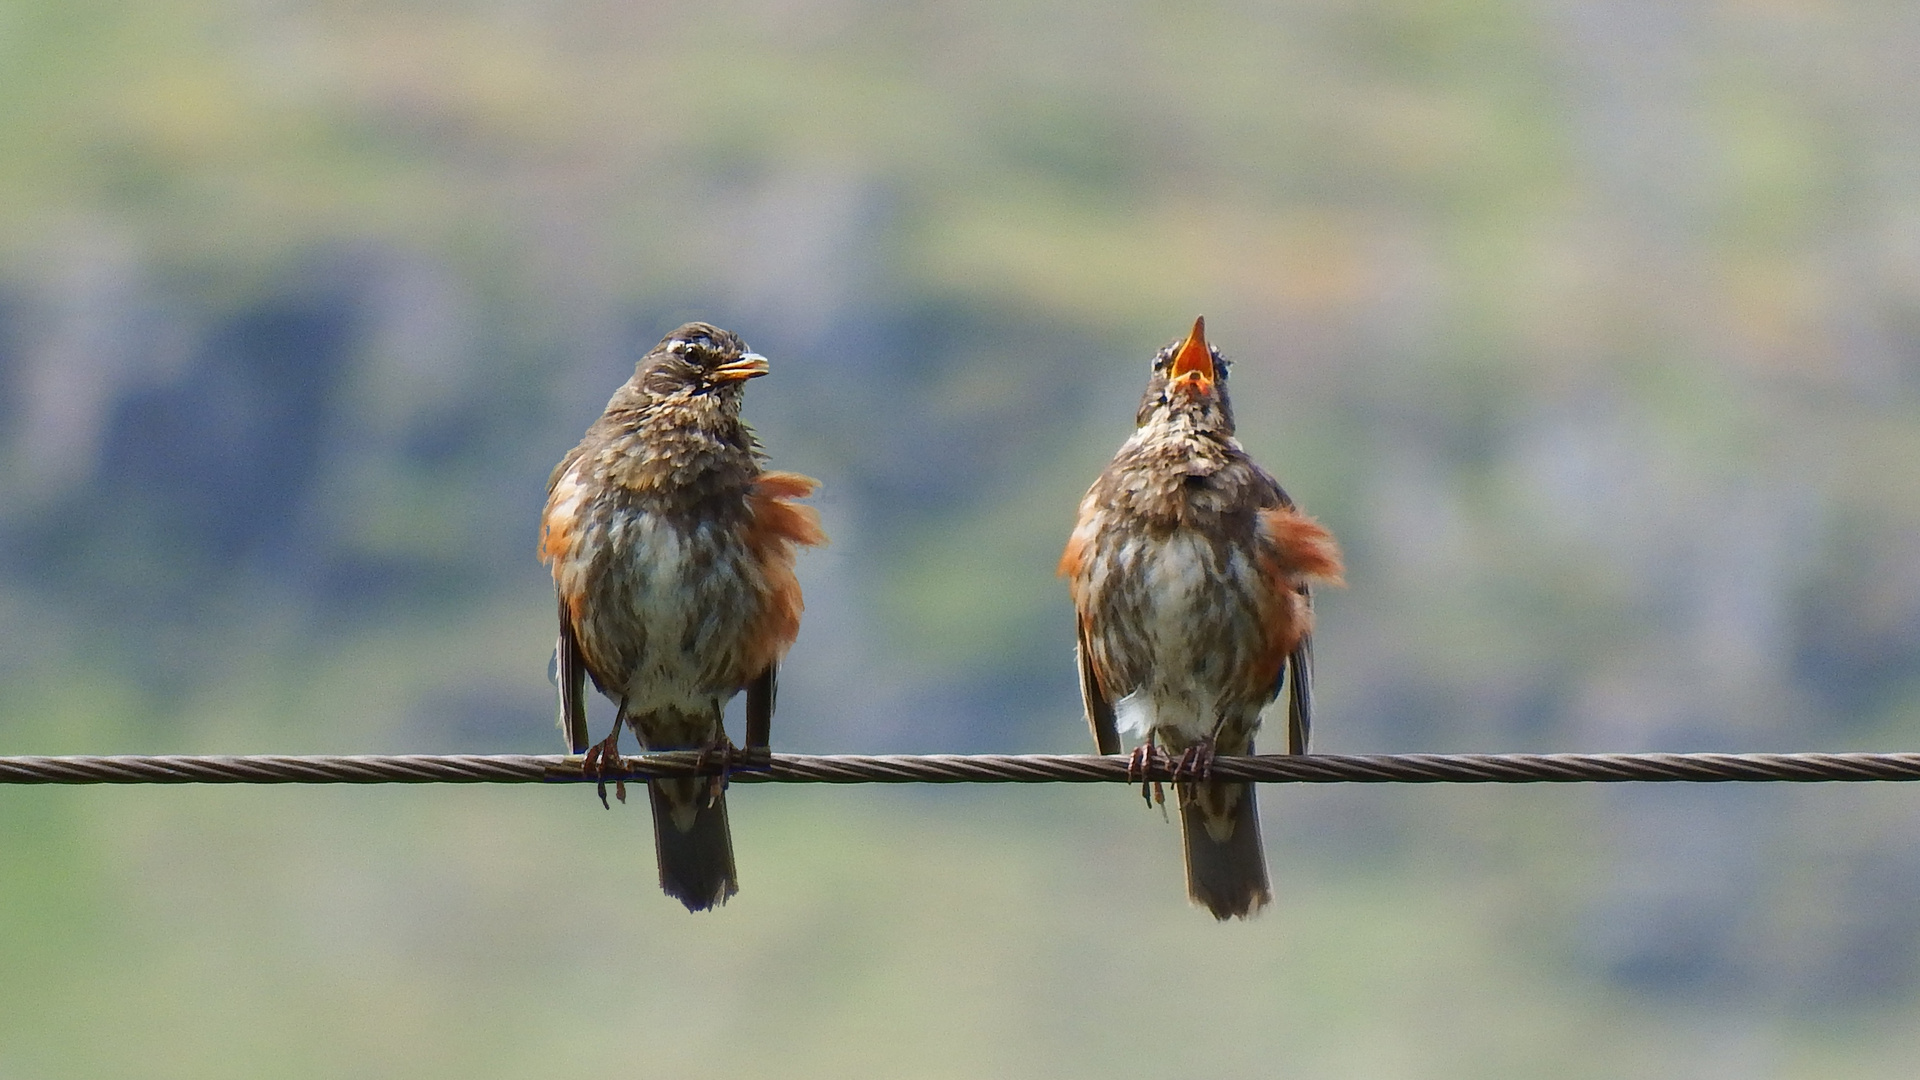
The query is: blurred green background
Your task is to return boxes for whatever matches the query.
[5,0,1920,1075]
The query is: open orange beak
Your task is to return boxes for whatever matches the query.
[1167,316,1214,393]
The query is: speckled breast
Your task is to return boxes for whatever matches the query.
[1083,518,1277,738]
[570,488,768,707]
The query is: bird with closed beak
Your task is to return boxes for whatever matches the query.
[541,322,825,911]
[1060,317,1343,919]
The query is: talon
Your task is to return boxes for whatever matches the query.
[584,744,609,810]
[1171,742,1217,784]
[586,726,625,811]
[1174,745,1211,783]
[1127,744,1166,807]
[705,741,737,807]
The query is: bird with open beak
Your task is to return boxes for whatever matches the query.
[541,322,826,911]
[1060,317,1343,919]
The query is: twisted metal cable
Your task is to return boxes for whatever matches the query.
[4,751,1920,785]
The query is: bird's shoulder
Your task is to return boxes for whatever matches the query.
[1241,457,1294,510]
[546,444,583,495]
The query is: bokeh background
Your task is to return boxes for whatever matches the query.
[4,0,1920,1075]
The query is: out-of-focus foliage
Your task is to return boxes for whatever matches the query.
[6,0,1920,1074]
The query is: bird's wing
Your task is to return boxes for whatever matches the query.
[1284,622,1313,755]
[744,663,777,750]
[546,444,584,495]
[1248,459,1295,512]
[1252,487,1341,758]
[1077,619,1122,755]
[556,601,590,753]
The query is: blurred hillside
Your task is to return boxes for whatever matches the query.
[6,0,1920,1075]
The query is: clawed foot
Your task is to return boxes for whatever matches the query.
[581,726,628,809]
[696,740,738,807]
[1126,744,1167,809]
[1171,743,1215,784]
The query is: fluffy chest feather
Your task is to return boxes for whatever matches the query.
[1096,523,1273,742]
[549,473,766,711]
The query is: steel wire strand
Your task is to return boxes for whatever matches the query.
[5,752,1920,785]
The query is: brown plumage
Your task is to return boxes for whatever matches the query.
[1060,317,1342,919]
[540,322,825,911]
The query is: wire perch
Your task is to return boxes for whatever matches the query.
[3,751,1920,785]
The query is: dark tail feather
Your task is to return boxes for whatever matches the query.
[648,778,738,912]
[1177,780,1270,920]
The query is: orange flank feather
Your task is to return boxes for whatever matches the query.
[743,471,828,675]
[1247,584,1309,693]
[1250,507,1345,690]
[539,482,587,630]
[1057,530,1088,582]
[538,505,572,566]
[1260,507,1345,585]
[753,470,822,505]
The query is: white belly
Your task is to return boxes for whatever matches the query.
[1114,531,1228,745]
[589,512,756,719]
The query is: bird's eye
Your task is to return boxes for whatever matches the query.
[672,337,712,360]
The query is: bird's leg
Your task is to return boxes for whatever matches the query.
[1126,743,1152,803]
[581,722,626,810]
[697,738,739,808]
[1126,743,1168,808]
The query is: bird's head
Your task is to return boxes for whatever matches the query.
[1136,316,1235,434]
[635,322,770,410]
